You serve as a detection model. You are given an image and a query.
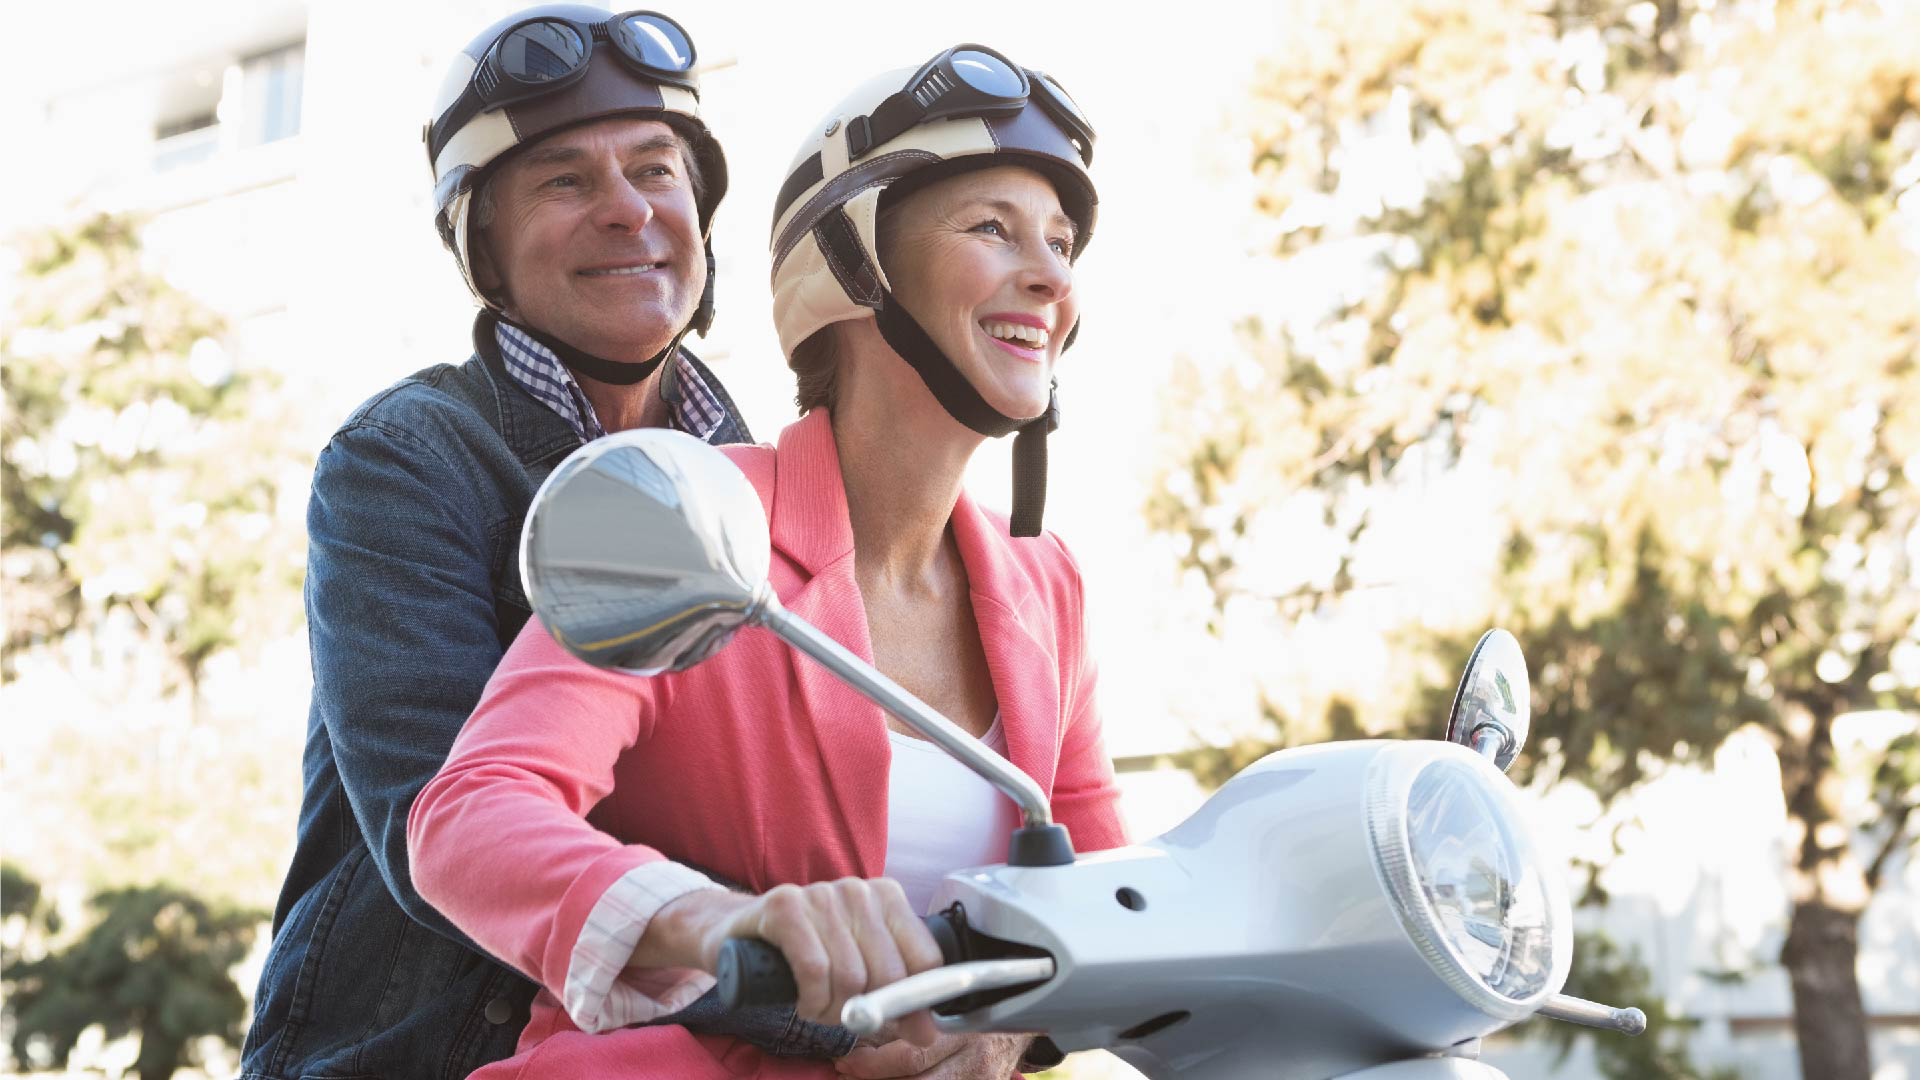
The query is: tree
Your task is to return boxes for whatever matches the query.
[2,212,305,709]
[1146,2,1918,1078]
[4,882,261,1080]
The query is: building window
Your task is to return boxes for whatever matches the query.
[153,112,221,171]
[238,42,305,147]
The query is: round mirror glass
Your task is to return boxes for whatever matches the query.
[1444,629,1531,771]
[520,429,770,675]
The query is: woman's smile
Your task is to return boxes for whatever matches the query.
[978,314,1051,362]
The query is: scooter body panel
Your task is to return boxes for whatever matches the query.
[928,742,1523,1078]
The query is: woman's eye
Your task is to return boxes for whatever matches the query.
[1049,237,1072,256]
[543,174,579,189]
[970,219,1006,237]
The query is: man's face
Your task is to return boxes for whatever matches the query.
[476,116,704,364]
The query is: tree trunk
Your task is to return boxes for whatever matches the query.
[136,1020,181,1080]
[1780,898,1873,1080]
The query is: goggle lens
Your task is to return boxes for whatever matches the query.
[497,21,588,84]
[621,14,694,71]
[1029,72,1094,164]
[950,49,1025,97]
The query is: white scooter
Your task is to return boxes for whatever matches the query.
[519,429,1646,1079]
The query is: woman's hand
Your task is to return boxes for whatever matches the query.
[633,878,945,1045]
[835,1032,1032,1079]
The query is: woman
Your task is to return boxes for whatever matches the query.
[409,45,1121,1079]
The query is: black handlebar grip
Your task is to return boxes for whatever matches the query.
[715,938,798,1010]
[715,911,967,1012]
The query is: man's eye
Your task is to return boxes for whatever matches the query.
[543,174,579,189]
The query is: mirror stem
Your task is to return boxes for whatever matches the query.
[1470,725,1508,766]
[756,592,1057,830]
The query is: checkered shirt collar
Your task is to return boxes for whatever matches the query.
[494,320,729,444]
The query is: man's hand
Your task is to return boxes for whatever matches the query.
[835,1032,1032,1079]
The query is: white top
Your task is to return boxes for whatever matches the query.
[883,717,1021,913]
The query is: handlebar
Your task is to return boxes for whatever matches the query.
[715,911,968,1010]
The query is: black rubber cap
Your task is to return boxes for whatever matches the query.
[1007,824,1075,867]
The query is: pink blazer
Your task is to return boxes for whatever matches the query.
[409,409,1126,1079]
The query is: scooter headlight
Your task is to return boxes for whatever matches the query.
[1366,744,1570,1020]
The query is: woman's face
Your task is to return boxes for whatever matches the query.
[879,165,1080,421]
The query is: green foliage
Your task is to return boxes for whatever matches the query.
[4,882,262,1080]
[2,212,305,694]
[3,861,46,923]
[1516,931,1743,1080]
[1153,0,1918,859]
[1149,1,1917,1075]
[2,862,61,974]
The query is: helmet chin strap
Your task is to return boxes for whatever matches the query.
[872,297,1062,537]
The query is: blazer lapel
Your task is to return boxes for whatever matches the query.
[948,492,1064,797]
[769,411,891,878]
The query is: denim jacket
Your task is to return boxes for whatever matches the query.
[242,315,856,1079]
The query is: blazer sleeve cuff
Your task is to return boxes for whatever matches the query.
[562,861,728,1033]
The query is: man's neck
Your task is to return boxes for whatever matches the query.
[579,367,671,433]
[497,311,676,433]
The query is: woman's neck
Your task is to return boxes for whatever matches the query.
[829,337,984,592]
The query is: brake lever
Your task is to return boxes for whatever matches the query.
[1538,993,1647,1035]
[839,958,1057,1036]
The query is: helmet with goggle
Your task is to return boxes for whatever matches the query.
[427,4,729,338]
[769,44,1097,537]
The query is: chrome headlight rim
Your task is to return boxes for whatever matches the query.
[1364,741,1571,1021]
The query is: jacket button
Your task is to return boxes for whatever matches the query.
[484,996,514,1025]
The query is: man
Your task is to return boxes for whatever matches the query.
[241,8,851,1077]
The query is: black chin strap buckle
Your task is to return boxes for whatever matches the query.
[692,247,717,337]
[1037,379,1060,433]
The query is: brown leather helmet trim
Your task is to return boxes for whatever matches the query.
[771,148,940,281]
[772,152,826,233]
[814,208,884,309]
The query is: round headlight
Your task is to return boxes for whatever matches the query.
[1366,744,1570,1020]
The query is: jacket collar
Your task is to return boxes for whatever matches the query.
[471,310,583,469]
[768,409,1044,606]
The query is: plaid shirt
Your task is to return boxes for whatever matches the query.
[494,321,728,443]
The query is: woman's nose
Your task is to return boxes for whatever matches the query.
[1021,246,1073,302]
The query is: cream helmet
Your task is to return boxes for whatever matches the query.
[769,45,1097,537]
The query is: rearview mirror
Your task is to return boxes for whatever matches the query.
[1445,629,1531,772]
